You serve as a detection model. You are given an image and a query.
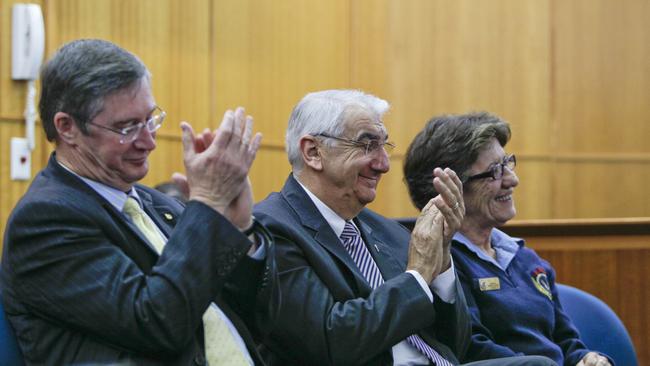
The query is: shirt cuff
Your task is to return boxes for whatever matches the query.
[430,258,457,303]
[406,270,434,303]
[247,233,267,260]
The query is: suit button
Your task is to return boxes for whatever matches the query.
[194,354,206,365]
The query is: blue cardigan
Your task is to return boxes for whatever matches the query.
[451,229,597,366]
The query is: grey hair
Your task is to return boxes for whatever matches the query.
[285,90,390,171]
[39,39,150,142]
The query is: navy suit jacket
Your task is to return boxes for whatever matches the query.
[253,175,470,366]
[1,154,277,365]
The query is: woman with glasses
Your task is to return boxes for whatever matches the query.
[403,112,611,366]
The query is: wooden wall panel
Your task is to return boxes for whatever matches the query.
[212,0,351,200]
[42,0,212,191]
[0,121,49,237]
[512,157,553,219]
[44,0,212,135]
[212,0,351,145]
[351,0,552,218]
[536,247,649,366]
[1,0,47,252]
[553,0,650,154]
[366,155,418,217]
[553,160,650,218]
[249,146,292,202]
[140,133,184,188]
[1,0,648,238]
[382,0,549,155]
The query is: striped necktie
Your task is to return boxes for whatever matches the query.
[340,221,452,366]
[123,197,249,365]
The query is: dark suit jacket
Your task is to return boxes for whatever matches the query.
[1,154,277,365]
[253,175,470,366]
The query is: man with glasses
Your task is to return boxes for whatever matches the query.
[1,39,276,365]
[253,90,554,365]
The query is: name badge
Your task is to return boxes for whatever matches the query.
[478,277,501,291]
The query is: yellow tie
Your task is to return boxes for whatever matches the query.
[122,197,249,365]
[123,197,166,253]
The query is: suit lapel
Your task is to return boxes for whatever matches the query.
[47,154,161,257]
[355,216,405,281]
[281,176,371,293]
[101,197,160,256]
[138,188,177,239]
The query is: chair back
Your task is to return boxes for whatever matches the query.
[0,285,25,365]
[556,283,637,366]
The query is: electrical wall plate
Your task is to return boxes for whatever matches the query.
[10,137,31,180]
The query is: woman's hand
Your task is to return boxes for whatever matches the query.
[576,352,611,366]
[431,167,465,269]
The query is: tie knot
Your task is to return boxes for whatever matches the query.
[123,197,142,217]
[340,221,359,241]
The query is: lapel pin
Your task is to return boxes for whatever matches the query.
[163,213,173,221]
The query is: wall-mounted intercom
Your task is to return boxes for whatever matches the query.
[11,3,45,181]
[12,3,45,81]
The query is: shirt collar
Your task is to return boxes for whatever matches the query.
[294,174,350,238]
[56,159,142,211]
[453,228,523,270]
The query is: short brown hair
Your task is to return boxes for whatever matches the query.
[403,112,511,210]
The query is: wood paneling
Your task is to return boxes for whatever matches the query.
[140,133,184,188]
[211,0,352,201]
[1,0,648,236]
[512,157,554,219]
[249,146,291,202]
[351,0,553,219]
[553,0,650,154]
[0,120,48,233]
[0,1,47,251]
[553,159,650,218]
[352,0,552,154]
[44,0,213,134]
[212,0,351,147]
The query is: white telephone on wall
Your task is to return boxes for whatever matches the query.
[12,3,45,81]
[10,4,45,180]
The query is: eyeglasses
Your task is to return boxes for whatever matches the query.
[315,133,396,155]
[87,107,166,144]
[465,154,516,182]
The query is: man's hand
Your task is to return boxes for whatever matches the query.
[407,199,445,283]
[180,107,262,218]
[576,352,611,366]
[406,168,464,283]
[224,177,254,230]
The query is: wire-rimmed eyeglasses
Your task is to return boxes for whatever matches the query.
[87,106,166,144]
[465,154,516,182]
[315,133,396,155]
